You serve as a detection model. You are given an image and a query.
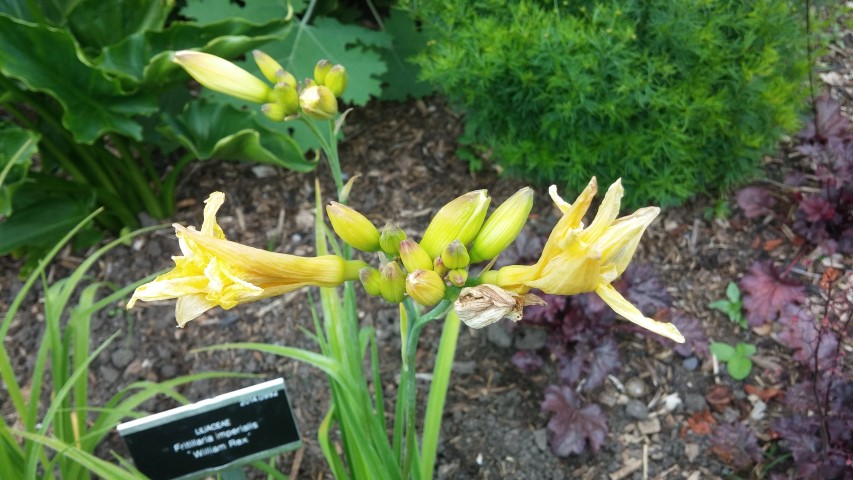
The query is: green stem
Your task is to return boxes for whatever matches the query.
[299,116,344,198]
[110,136,165,218]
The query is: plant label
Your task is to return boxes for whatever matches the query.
[117,378,300,480]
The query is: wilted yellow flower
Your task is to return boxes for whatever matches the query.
[173,51,272,104]
[454,284,545,329]
[127,192,366,327]
[486,178,684,343]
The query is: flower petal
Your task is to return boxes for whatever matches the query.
[201,192,226,239]
[580,179,623,244]
[175,295,218,328]
[595,283,684,343]
[596,206,660,277]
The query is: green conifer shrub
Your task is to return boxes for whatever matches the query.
[412,0,810,207]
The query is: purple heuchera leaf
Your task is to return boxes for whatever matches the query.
[656,310,710,358]
[621,263,673,316]
[511,351,544,373]
[736,186,777,219]
[773,415,821,463]
[776,304,838,371]
[799,195,837,222]
[740,261,805,326]
[797,95,851,143]
[541,385,608,456]
[709,422,763,469]
[559,336,619,391]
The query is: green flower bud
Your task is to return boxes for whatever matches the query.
[326,201,380,252]
[433,256,448,277]
[469,187,534,263]
[277,69,297,88]
[447,269,468,287]
[253,50,284,84]
[399,240,433,273]
[314,59,333,85]
[173,50,272,104]
[380,261,406,304]
[379,223,407,256]
[406,269,446,306]
[420,190,490,258]
[299,85,338,120]
[274,82,299,116]
[440,240,470,270]
[261,103,286,122]
[360,267,382,296]
[325,65,348,97]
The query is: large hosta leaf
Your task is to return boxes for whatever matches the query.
[66,0,172,52]
[96,18,291,90]
[0,125,40,216]
[0,14,157,144]
[160,101,316,172]
[0,0,75,24]
[182,0,306,25]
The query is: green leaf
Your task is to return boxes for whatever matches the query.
[160,100,316,172]
[708,299,731,313]
[378,8,435,101]
[183,0,306,25]
[727,355,752,380]
[709,342,736,361]
[0,0,75,24]
[726,281,741,302]
[259,16,391,105]
[66,0,172,52]
[95,17,290,89]
[0,182,94,255]
[736,343,757,358]
[0,125,40,216]
[0,14,157,143]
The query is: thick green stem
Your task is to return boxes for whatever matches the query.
[299,116,344,197]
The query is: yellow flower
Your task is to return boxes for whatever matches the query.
[127,192,366,327]
[487,178,684,343]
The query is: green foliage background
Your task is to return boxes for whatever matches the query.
[412,0,811,207]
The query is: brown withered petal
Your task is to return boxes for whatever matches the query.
[454,284,545,329]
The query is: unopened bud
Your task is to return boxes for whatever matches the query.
[420,190,490,258]
[314,59,333,85]
[399,240,433,272]
[277,69,297,88]
[253,50,284,83]
[274,82,299,116]
[360,267,382,296]
[299,85,338,120]
[469,187,534,263]
[173,50,272,104]
[440,240,470,270]
[379,223,407,256]
[433,256,448,277]
[380,261,406,303]
[405,269,446,306]
[454,284,545,329]
[326,201,380,252]
[325,65,348,97]
[261,103,286,122]
[447,269,468,287]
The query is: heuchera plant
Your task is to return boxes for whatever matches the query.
[506,258,708,456]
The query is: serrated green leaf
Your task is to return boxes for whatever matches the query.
[727,356,752,380]
[726,281,741,302]
[160,100,316,172]
[95,17,290,89]
[183,0,306,25]
[709,342,736,361]
[378,7,434,100]
[259,16,391,105]
[0,14,157,143]
[66,0,172,52]
[0,125,40,216]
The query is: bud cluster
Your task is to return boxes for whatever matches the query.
[173,50,349,122]
[325,187,534,308]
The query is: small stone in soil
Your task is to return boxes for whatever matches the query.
[637,417,661,435]
[486,324,512,348]
[682,356,700,371]
[684,443,700,462]
[533,428,548,452]
[624,377,648,398]
[453,361,477,375]
[99,365,119,384]
[684,392,708,413]
[514,327,547,350]
[111,348,134,369]
[625,399,649,420]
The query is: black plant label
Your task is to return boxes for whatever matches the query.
[117,378,300,480]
